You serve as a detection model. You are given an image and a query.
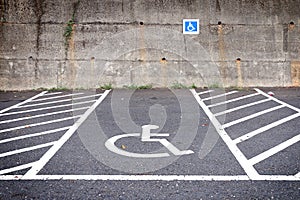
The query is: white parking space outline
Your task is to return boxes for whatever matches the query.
[0,90,110,180]
[0,89,299,181]
[191,88,300,181]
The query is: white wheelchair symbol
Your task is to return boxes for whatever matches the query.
[105,125,194,158]
[187,22,196,32]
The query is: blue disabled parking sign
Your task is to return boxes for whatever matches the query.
[183,19,199,34]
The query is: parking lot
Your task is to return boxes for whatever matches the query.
[0,88,299,199]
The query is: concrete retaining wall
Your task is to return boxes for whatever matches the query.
[0,0,300,90]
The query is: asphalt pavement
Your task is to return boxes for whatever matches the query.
[0,87,299,199]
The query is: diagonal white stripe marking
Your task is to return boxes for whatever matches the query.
[234,113,300,144]
[214,99,271,116]
[0,116,80,134]
[208,93,260,108]
[43,92,62,96]
[22,90,111,179]
[248,134,300,165]
[0,127,71,144]
[222,105,285,128]
[0,107,88,124]
[0,91,47,114]
[0,162,38,175]
[255,88,300,113]
[197,90,214,95]
[0,141,55,158]
[31,93,84,102]
[202,91,238,101]
[0,100,96,117]
[18,94,102,108]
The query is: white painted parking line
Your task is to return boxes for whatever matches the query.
[0,91,47,114]
[202,91,238,101]
[0,127,71,144]
[0,174,251,181]
[222,105,285,129]
[1,174,299,181]
[0,107,89,124]
[23,175,252,181]
[197,90,214,95]
[214,98,271,116]
[0,162,38,175]
[0,175,22,180]
[190,89,260,179]
[18,94,102,108]
[0,141,55,158]
[42,92,63,96]
[249,134,300,165]
[0,100,96,117]
[207,93,260,108]
[31,93,84,102]
[258,175,300,181]
[233,113,300,144]
[22,90,111,179]
[0,116,80,134]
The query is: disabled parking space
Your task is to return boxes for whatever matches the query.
[0,88,299,181]
[37,89,246,177]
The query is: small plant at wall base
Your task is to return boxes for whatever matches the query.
[190,83,197,89]
[171,82,188,89]
[123,84,153,90]
[99,83,113,90]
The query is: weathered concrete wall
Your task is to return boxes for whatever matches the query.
[0,0,300,90]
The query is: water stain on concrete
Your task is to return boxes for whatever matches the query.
[236,58,243,87]
[291,61,300,86]
[217,23,228,84]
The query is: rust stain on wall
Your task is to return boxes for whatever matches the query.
[291,61,300,86]
[90,57,95,88]
[236,59,243,87]
[160,58,168,87]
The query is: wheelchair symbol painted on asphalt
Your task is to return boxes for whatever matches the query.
[105,125,194,158]
[183,19,199,34]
